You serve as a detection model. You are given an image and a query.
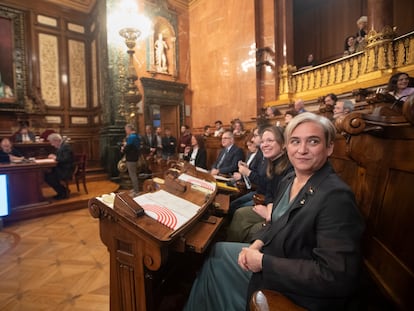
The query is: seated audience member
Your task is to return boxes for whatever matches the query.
[161,128,177,160]
[155,126,163,158]
[344,35,357,56]
[210,130,244,176]
[14,126,36,143]
[264,106,281,119]
[183,134,207,169]
[387,72,414,100]
[183,112,365,311]
[0,137,24,163]
[203,125,211,138]
[284,109,297,127]
[229,129,265,214]
[142,125,157,158]
[213,120,225,137]
[294,98,306,114]
[324,93,337,108]
[44,133,75,200]
[232,119,246,137]
[333,99,355,119]
[227,126,292,241]
[298,53,316,70]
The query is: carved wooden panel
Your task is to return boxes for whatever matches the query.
[68,39,87,108]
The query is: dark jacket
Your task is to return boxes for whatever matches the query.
[247,162,365,311]
[14,131,36,143]
[0,147,23,163]
[141,134,157,155]
[162,135,177,157]
[211,144,245,175]
[183,148,207,169]
[123,133,141,162]
[55,143,75,180]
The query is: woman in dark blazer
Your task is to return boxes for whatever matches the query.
[183,134,207,169]
[184,113,365,311]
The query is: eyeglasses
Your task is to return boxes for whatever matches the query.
[261,139,276,144]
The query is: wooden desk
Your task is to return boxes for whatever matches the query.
[13,142,55,158]
[89,164,225,311]
[0,160,56,212]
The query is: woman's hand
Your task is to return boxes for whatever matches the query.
[238,246,264,272]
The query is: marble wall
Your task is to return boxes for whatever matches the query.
[188,0,257,129]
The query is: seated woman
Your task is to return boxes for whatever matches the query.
[232,119,246,137]
[343,35,357,56]
[387,72,414,101]
[183,134,207,169]
[183,112,365,311]
[227,125,292,242]
[228,130,264,214]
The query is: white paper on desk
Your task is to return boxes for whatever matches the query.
[178,173,216,192]
[213,175,232,182]
[34,158,56,164]
[133,190,202,230]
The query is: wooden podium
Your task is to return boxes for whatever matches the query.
[89,162,224,310]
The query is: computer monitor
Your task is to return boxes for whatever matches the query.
[0,174,9,216]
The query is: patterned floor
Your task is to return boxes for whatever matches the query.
[0,208,110,310]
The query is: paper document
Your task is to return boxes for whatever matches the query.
[178,173,216,192]
[134,190,202,230]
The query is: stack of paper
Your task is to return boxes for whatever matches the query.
[134,190,202,230]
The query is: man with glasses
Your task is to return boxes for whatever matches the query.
[211,130,244,176]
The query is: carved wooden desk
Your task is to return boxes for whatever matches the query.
[89,166,224,311]
[0,160,56,214]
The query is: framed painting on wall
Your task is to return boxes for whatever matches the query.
[0,5,26,111]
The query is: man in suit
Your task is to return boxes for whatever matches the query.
[14,126,36,143]
[210,130,244,176]
[0,137,23,163]
[141,125,157,158]
[44,133,75,200]
[184,113,365,311]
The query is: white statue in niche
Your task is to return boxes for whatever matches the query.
[154,32,168,73]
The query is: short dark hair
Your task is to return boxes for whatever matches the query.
[204,125,210,131]
[325,93,337,102]
[215,120,222,125]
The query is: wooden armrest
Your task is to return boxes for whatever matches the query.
[250,290,306,311]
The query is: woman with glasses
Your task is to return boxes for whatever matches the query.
[183,112,364,311]
[227,125,292,242]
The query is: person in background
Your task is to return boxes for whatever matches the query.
[294,98,306,114]
[15,125,36,143]
[355,16,368,51]
[214,120,225,137]
[155,126,163,158]
[284,109,298,127]
[183,112,365,311]
[333,99,355,119]
[228,128,266,215]
[203,125,211,138]
[344,35,357,56]
[141,125,157,159]
[183,134,207,169]
[324,93,337,108]
[298,53,316,70]
[210,130,244,176]
[0,137,24,163]
[178,125,191,159]
[120,124,141,197]
[45,133,75,200]
[265,106,281,119]
[161,127,177,160]
[232,119,246,137]
[387,72,414,100]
